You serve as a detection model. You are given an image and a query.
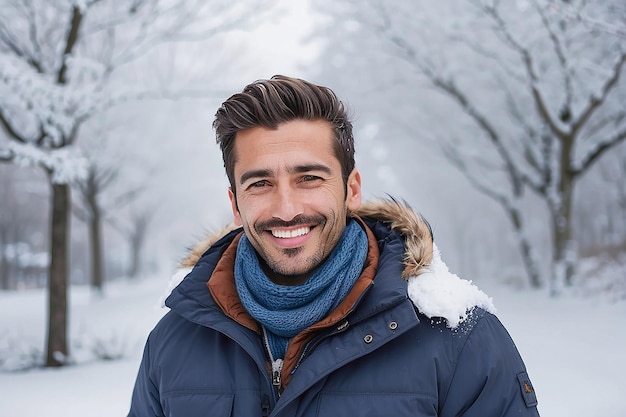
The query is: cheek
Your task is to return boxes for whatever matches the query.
[233,198,262,230]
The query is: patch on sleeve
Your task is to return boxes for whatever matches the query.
[517,372,538,407]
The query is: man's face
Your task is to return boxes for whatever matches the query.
[228,119,362,285]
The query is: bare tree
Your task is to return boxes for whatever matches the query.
[109,208,156,280]
[73,164,109,295]
[0,0,271,367]
[318,0,626,294]
[73,160,144,294]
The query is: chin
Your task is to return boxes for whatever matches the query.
[275,264,310,277]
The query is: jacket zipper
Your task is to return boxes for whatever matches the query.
[271,359,283,395]
[205,324,279,414]
[262,326,284,397]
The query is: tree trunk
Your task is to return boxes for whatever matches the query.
[128,214,150,279]
[508,205,543,288]
[89,206,104,294]
[0,227,11,290]
[549,178,576,295]
[45,181,70,367]
[0,251,10,290]
[516,231,543,288]
[547,133,577,295]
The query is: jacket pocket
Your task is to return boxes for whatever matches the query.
[314,392,437,417]
[163,392,234,417]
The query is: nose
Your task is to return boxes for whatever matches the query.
[273,183,304,222]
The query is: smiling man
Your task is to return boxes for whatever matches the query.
[128,75,540,417]
[229,119,361,285]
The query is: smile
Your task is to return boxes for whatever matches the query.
[271,226,311,239]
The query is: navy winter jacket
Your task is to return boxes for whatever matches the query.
[128,214,540,417]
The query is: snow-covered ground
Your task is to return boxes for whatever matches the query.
[0,273,624,417]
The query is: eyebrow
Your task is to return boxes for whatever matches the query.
[239,163,333,185]
[290,163,332,175]
[240,169,273,185]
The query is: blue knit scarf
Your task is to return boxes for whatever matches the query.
[234,219,368,361]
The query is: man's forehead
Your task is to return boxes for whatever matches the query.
[232,120,337,161]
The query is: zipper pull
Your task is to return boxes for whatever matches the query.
[272,369,281,387]
[271,358,284,394]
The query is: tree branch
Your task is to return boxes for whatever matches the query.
[24,0,44,73]
[575,127,626,175]
[439,138,509,206]
[0,109,27,143]
[535,0,574,107]
[550,1,626,38]
[582,111,626,140]
[0,12,43,73]
[482,2,569,141]
[56,6,84,85]
[571,52,626,136]
[105,1,272,70]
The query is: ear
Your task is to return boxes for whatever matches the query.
[228,187,243,226]
[346,168,362,211]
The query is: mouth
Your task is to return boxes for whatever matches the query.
[270,226,311,239]
[257,216,324,248]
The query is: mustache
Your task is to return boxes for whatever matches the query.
[255,215,325,231]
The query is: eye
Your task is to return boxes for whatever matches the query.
[298,175,323,187]
[300,175,321,182]
[249,180,270,188]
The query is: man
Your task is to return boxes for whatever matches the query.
[128,75,540,416]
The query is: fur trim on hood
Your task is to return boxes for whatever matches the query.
[164,198,495,328]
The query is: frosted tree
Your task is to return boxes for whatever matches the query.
[317,0,626,294]
[0,0,270,367]
[72,159,144,294]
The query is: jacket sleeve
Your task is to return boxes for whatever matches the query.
[439,312,541,417]
[127,334,165,417]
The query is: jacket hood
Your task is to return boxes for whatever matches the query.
[165,198,495,328]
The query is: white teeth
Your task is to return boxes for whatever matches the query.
[271,227,310,238]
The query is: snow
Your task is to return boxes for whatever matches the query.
[1,271,625,416]
[408,244,496,328]
[9,142,89,184]
[158,266,192,307]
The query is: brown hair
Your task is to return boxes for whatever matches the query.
[213,75,355,193]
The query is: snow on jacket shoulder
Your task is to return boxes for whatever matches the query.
[128,199,540,417]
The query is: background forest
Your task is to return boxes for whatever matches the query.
[0,1,625,413]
